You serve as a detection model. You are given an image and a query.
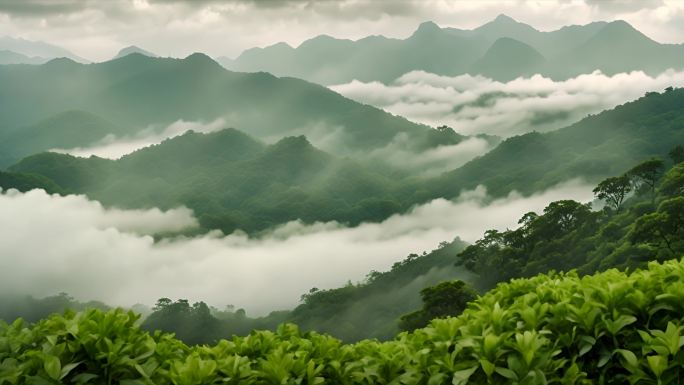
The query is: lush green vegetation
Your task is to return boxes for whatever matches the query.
[0,294,108,325]
[398,280,477,332]
[140,299,288,347]
[3,256,684,384]
[458,154,684,288]
[431,88,684,198]
[8,129,410,234]
[0,171,64,194]
[288,239,475,341]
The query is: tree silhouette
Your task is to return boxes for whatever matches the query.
[593,175,632,213]
[669,145,684,165]
[627,158,664,200]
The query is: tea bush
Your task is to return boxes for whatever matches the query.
[2,257,684,384]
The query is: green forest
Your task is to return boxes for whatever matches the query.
[2,5,684,384]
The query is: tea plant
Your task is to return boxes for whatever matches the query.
[2,258,684,384]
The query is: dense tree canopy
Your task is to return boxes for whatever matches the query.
[399,280,476,332]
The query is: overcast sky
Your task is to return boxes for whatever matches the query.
[0,0,683,62]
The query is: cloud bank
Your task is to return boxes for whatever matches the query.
[365,133,495,177]
[54,118,226,159]
[0,181,593,315]
[331,70,684,137]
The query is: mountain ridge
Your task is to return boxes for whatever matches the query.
[219,15,684,84]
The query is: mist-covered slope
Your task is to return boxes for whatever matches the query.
[471,37,545,81]
[0,50,48,65]
[9,129,405,234]
[0,52,443,163]
[0,36,88,63]
[221,15,684,84]
[0,110,119,167]
[429,87,684,198]
[7,88,684,234]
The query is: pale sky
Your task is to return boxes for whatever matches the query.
[0,0,683,62]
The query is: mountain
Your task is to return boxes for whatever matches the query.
[8,88,684,235]
[471,37,545,80]
[0,53,448,163]
[9,129,406,234]
[113,45,158,59]
[429,87,684,198]
[0,50,47,65]
[546,20,684,77]
[222,16,684,84]
[0,110,120,167]
[220,21,488,84]
[0,36,88,63]
[0,171,64,194]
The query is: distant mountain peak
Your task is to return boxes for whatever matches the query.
[114,45,157,59]
[476,13,538,34]
[183,52,221,66]
[412,21,442,37]
[602,19,642,34]
[44,57,78,66]
[493,14,517,23]
[270,41,294,50]
[585,19,655,47]
[274,135,313,149]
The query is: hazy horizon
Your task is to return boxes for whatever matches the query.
[1,0,683,62]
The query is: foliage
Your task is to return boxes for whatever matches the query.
[669,145,684,165]
[594,175,632,212]
[659,163,684,196]
[458,156,684,288]
[288,239,475,341]
[4,258,684,384]
[141,298,288,346]
[399,280,476,332]
[0,293,108,324]
[627,158,665,198]
[631,197,684,256]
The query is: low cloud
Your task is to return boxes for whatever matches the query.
[331,70,684,137]
[53,118,227,159]
[0,180,593,315]
[365,133,495,177]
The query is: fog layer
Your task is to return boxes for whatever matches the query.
[54,119,226,159]
[0,181,593,314]
[331,70,684,136]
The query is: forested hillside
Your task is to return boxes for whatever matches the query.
[0,53,450,167]
[9,129,407,234]
[7,88,683,235]
[429,87,684,198]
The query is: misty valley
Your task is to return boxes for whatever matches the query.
[1,2,684,384]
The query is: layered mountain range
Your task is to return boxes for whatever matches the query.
[220,14,684,84]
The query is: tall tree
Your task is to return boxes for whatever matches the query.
[627,158,665,199]
[593,175,632,213]
[630,197,684,256]
[399,280,476,332]
[670,145,684,165]
[660,163,684,197]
